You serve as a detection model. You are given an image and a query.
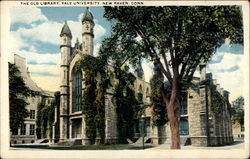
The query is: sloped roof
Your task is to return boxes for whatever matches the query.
[82,7,94,23]
[14,54,54,96]
[60,20,72,38]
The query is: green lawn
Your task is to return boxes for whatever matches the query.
[12,144,154,150]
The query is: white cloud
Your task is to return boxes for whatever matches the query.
[29,64,60,76]
[14,50,60,65]
[142,60,153,82]
[10,7,47,24]
[93,43,102,56]
[94,23,106,40]
[207,52,244,102]
[78,13,84,22]
[9,7,107,92]
[13,14,106,47]
[208,52,242,73]
[15,21,62,45]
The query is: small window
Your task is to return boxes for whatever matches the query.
[30,110,35,119]
[21,124,26,135]
[86,24,89,31]
[30,124,35,135]
[12,128,18,135]
[240,125,244,132]
[138,93,143,103]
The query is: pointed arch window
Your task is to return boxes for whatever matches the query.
[74,70,82,112]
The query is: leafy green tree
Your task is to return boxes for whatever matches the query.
[99,41,140,142]
[231,96,244,128]
[150,65,168,126]
[9,63,35,132]
[103,6,243,149]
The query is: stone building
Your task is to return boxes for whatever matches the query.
[10,54,54,144]
[56,7,119,145]
[132,66,234,146]
[54,7,233,146]
[232,122,244,139]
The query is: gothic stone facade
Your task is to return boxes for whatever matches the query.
[136,68,234,146]
[55,8,233,146]
[10,55,54,145]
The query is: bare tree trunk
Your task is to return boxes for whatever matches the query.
[167,79,181,149]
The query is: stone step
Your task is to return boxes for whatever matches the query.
[35,138,49,144]
[134,137,150,144]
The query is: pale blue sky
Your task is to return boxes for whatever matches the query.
[9,6,244,101]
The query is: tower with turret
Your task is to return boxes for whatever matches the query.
[81,7,95,55]
[59,21,72,141]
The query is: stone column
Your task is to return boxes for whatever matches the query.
[225,108,230,144]
[69,120,72,140]
[52,105,57,143]
[82,115,90,145]
[229,116,234,143]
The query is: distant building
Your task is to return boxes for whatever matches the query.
[10,54,54,144]
[232,122,244,139]
[54,7,233,147]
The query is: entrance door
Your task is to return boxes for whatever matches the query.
[72,119,82,139]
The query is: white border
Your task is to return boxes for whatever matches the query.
[1,1,249,159]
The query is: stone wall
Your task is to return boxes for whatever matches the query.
[104,92,118,144]
[188,85,207,146]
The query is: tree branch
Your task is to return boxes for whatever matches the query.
[161,49,173,83]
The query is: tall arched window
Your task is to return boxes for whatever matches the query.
[74,70,82,112]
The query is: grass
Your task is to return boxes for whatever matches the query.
[12,144,155,150]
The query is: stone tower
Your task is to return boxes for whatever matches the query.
[81,7,95,55]
[59,20,72,141]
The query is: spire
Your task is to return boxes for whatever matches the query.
[60,20,72,38]
[82,7,94,23]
